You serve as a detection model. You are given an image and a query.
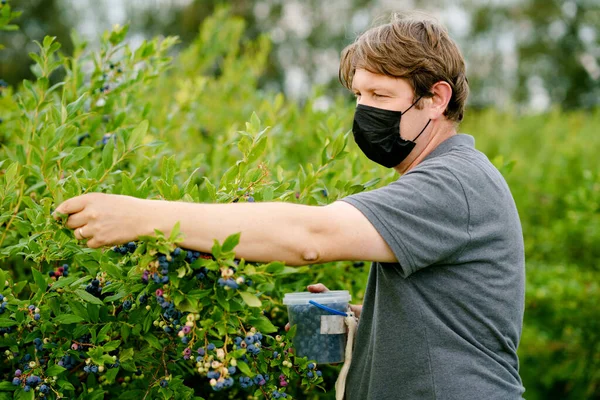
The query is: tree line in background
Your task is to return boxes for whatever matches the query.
[1,0,599,111]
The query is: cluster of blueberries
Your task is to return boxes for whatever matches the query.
[28,304,40,321]
[0,325,14,335]
[12,373,49,394]
[0,294,7,314]
[122,300,132,311]
[306,362,323,379]
[217,277,238,289]
[33,338,43,352]
[154,289,184,333]
[17,352,47,372]
[141,247,189,285]
[48,263,69,278]
[85,279,104,298]
[83,364,99,374]
[112,241,138,255]
[185,248,216,265]
[271,389,289,399]
[234,331,264,356]
[288,302,348,364]
[239,373,269,389]
[58,354,77,369]
[194,266,209,281]
[212,377,234,391]
[84,357,119,374]
[142,252,175,285]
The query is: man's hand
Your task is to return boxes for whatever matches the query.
[52,193,150,249]
[284,283,362,332]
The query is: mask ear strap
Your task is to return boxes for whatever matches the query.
[412,119,432,143]
[402,95,423,114]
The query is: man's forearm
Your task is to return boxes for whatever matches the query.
[140,200,324,266]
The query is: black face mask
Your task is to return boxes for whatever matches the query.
[352,97,432,168]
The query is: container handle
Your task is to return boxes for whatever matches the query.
[308,300,348,317]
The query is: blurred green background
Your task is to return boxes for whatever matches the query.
[1,1,599,399]
[2,0,600,110]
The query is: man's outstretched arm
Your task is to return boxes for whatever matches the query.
[146,199,396,266]
[53,193,396,266]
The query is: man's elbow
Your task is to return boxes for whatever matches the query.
[284,246,322,267]
[293,215,331,266]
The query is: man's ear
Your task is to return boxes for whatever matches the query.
[428,81,453,119]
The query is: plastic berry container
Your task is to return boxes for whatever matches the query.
[283,290,351,364]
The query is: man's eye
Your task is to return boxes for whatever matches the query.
[373,93,385,98]
[353,93,361,98]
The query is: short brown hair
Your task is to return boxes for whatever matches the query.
[339,12,469,122]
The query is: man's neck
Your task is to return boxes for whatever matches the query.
[394,121,457,174]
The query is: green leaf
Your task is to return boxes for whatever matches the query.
[102,136,115,170]
[104,366,119,383]
[54,314,85,324]
[15,388,34,400]
[127,120,148,150]
[50,276,77,290]
[0,319,17,328]
[75,289,105,306]
[43,35,56,49]
[101,263,123,279]
[221,232,240,253]
[118,390,145,399]
[265,262,285,274]
[31,268,46,291]
[142,333,161,350]
[204,178,216,201]
[239,291,262,308]
[0,380,16,391]
[103,290,128,303]
[168,221,181,242]
[56,380,75,390]
[120,347,134,362]
[103,340,121,352]
[248,316,277,333]
[247,136,268,164]
[45,364,66,376]
[66,93,87,116]
[236,361,254,377]
[121,324,130,342]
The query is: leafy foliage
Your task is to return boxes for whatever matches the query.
[0,7,599,400]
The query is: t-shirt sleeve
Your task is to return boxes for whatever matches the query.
[340,162,471,277]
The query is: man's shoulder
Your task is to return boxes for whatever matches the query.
[411,134,503,186]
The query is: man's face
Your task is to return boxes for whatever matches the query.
[351,68,430,144]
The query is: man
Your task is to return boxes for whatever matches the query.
[54,12,525,400]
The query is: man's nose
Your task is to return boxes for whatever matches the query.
[356,98,374,108]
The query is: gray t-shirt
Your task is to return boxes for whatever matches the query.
[340,134,525,400]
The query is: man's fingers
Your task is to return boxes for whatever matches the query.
[53,195,88,219]
[350,304,363,319]
[307,283,329,293]
[65,213,87,229]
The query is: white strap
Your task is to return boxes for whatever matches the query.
[335,311,358,400]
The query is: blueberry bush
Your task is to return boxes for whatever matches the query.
[0,7,599,400]
[0,9,380,400]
